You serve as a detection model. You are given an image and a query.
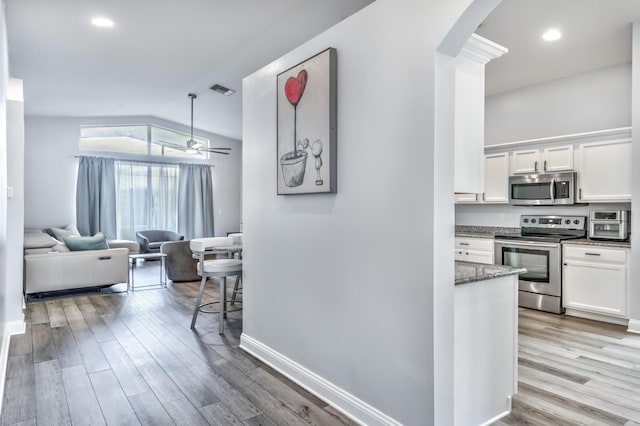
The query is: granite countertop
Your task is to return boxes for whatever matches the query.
[455,261,526,285]
[455,226,520,239]
[563,238,631,248]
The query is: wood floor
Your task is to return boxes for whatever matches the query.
[496,308,640,426]
[0,262,355,426]
[4,263,640,426]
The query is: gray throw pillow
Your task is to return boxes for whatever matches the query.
[63,235,108,251]
[51,224,81,242]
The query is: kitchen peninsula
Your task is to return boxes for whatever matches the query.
[454,261,525,425]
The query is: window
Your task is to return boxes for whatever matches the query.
[80,124,210,159]
[115,161,179,241]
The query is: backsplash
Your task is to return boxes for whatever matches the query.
[455,203,631,227]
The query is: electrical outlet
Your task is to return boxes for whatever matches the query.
[499,213,506,221]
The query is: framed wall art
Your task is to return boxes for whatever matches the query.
[277,47,337,195]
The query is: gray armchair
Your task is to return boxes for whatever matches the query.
[160,241,200,282]
[136,230,184,253]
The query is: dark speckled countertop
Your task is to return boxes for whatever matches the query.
[455,261,526,285]
[455,225,520,239]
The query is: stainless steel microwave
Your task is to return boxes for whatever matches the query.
[509,172,577,206]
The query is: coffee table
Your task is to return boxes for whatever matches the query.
[128,252,167,291]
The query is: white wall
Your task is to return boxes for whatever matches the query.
[23,116,242,236]
[630,22,640,328]
[241,0,496,424]
[0,0,9,349]
[6,79,24,326]
[485,63,631,145]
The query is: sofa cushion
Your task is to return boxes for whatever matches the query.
[51,224,81,242]
[63,235,109,251]
[24,231,57,249]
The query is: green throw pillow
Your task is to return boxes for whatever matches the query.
[63,235,108,251]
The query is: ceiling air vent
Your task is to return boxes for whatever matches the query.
[210,84,236,96]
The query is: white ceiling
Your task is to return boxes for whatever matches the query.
[477,0,640,96]
[7,1,640,139]
[5,0,375,140]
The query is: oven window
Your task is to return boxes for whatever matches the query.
[502,247,550,283]
[511,182,551,200]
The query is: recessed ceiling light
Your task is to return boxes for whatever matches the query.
[542,28,562,42]
[91,17,114,28]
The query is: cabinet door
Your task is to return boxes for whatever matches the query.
[563,260,626,316]
[483,152,509,203]
[511,149,541,174]
[543,145,573,172]
[577,140,631,202]
[464,250,493,265]
[455,193,480,203]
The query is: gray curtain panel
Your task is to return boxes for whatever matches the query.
[178,163,215,239]
[76,156,117,238]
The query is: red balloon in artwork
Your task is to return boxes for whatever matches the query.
[284,70,308,106]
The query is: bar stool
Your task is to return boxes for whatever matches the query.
[190,237,242,334]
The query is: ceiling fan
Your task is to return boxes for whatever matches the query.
[159,93,231,155]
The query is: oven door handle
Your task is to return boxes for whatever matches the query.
[495,240,559,249]
[550,178,555,203]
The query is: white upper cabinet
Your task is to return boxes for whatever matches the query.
[576,138,631,202]
[454,34,507,194]
[455,152,509,204]
[511,145,573,174]
[483,152,509,203]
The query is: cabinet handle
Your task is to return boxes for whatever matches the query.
[459,242,470,246]
[585,252,601,256]
[98,256,112,260]
[465,252,469,255]
[563,263,567,266]
[482,193,486,201]
[475,193,479,202]
[544,160,547,171]
[534,161,538,172]
[579,188,582,199]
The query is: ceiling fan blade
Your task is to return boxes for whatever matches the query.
[199,147,232,152]
[206,150,230,155]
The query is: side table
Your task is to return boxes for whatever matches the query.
[128,252,167,291]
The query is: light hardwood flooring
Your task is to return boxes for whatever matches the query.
[5,262,640,425]
[496,308,640,425]
[1,261,355,426]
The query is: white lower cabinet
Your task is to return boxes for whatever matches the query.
[563,244,628,319]
[455,237,494,264]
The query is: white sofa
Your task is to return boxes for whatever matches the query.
[23,229,137,295]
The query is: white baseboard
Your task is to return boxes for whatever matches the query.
[0,319,26,416]
[240,333,402,426]
[564,308,628,326]
[627,319,640,334]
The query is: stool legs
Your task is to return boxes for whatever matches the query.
[219,276,227,334]
[231,276,242,306]
[191,275,208,329]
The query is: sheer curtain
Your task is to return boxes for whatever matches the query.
[76,156,117,238]
[178,163,214,239]
[115,162,179,241]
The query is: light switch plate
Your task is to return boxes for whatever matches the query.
[6,187,14,199]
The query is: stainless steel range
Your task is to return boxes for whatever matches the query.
[494,215,586,314]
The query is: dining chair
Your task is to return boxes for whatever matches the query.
[190,236,242,333]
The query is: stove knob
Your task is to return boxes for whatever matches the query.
[523,218,529,223]
[574,219,580,225]
[531,219,537,223]
[565,219,571,225]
